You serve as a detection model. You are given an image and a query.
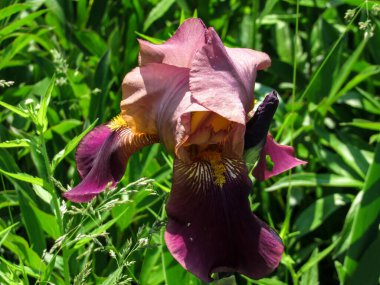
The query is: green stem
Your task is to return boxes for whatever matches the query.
[160,204,169,284]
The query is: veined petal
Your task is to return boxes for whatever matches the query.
[121,63,189,135]
[139,18,207,68]
[190,28,270,124]
[75,125,113,179]
[253,134,307,181]
[64,123,158,203]
[165,157,283,282]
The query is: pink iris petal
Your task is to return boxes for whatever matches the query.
[253,134,307,181]
[190,27,271,125]
[64,125,157,203]
[165,157,284,282]
[121,63,193,155]
[138,18,207,68]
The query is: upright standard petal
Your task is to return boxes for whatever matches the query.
[244,91,279,164]
[244,91,307,180]
[190,27,271,125]
[165,156,284,282]
[139,18,207,68]
[253,134,307,181]
[245,90,279,150]
[121,63,189,134]
[121,63,190,155]
[64,120,158,203]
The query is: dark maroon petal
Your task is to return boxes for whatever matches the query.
[165,157,284,282]
[64,125,158,203]
[253,134,307,181]
[244,90,279,151]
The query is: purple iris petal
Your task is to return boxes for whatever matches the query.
[244,91,279,151]
[165,157,284,282]
[244,91,307,180]
[64,125,157,203]
[75,125,113,179]
[253,134,307,181]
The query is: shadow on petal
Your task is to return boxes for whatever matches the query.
[165,157,284,282]
[64,124,158,203]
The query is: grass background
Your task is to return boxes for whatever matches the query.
[0,0,379,284]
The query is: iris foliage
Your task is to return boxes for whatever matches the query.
[0,0,379,284]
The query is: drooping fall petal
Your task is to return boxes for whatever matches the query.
[253,134,307,181]
[75,125,114,179]
[64,124,158,203]
[138,18,207,68]
[165,156,284,282]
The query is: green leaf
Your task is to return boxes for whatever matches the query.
[326,39,368,106]
[298,238,339,275]
[0,223,19,248]
[0,10,47,37]
[0,223,46,272]
[37,75,55,133]
[0,168,45,187]
[44,119,83,139]
[347,233,380,285]
[0,100,29,118]
[294,194,352,237]
[143,0,176,31]
[334,65,380,101]
[51,119,82,135]
[315,127,369,179]
[0,139,30,148]
[300,248,319,285]
[32,184,53,205]
[74,30,108,57]
[135,31,165,44]
[0,149,47,256]
[0,4,32,21]
[343,141,380,282]
[251,278,288,285]
[341,119,380,131]
[0,191,18,209]
[275,21,293,64]
[266,173,363,192]
[29,203,60,239]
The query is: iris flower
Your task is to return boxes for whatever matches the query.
[64,19,306,282]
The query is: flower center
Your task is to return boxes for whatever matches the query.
[184,111,232,149]
[108,114,129,131]
[198,150,226,187]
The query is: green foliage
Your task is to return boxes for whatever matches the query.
[0,0,379,284]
